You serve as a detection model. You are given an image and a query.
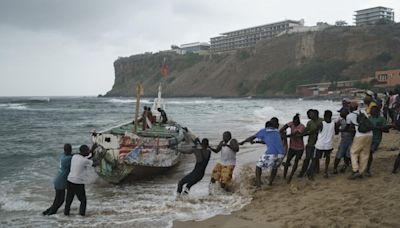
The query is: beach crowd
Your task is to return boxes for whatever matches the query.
[42,89,400,216]
[177,89,400,197]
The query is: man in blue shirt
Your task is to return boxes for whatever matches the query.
[42,144,72,215]
[240,119,285,187]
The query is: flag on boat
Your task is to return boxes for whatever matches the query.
[161,58,167,78]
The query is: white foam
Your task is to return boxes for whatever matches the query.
[0,103,29,110]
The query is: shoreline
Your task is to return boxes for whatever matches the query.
[173,132,400,228]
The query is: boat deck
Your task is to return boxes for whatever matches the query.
[109,121,180,138]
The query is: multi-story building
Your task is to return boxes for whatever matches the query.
[210,19,304,53]
[354,6,394,26]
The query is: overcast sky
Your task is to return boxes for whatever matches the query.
[0,0,398,96]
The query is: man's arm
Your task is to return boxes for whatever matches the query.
[279,124,289,134]
[228,139,239,152]
[209,141,223,153]
[239,135,257,145]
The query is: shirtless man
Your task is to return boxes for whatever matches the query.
[177,139,211,196]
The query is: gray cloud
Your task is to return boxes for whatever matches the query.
[0,0,398,96]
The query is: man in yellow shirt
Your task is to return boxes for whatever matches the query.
[364,91,377,116]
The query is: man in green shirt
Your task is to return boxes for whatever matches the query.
[366,106,389,176]
[298,109,322,178]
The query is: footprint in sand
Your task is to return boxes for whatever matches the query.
[289,184,298,194]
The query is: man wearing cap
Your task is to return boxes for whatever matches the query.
[346,102,373,179]
[338,98,351,113]
[364,91,377,116]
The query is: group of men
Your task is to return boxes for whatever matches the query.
[176,90,400,197]
[142,106,168,130]
[43,144,96,216]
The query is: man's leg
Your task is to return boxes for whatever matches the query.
[47,189,65,215]
[220,165,235,189]
[359,136,372,175]
[255,166,262,187]
[64,182,75,216]
[366,141,379,176]
[324,151,331,178]
[177,173,192,194]
[269,168,278,186]
[307,150,321,180]
[299,146,314,177]
[392,153,400,173]
[283,149,295,179]
[288,150,303,183]
[75,184,87,216]
[211,163,222,184]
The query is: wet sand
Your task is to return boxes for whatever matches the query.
[174,132,400,228]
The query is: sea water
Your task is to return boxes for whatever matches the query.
[0,97,340,227]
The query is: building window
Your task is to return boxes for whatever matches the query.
[378,74,388,81]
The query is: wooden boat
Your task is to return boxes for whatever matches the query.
[91,83,195,183]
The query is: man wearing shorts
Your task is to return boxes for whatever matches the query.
[240,119,285,187]
[210,131,239,190]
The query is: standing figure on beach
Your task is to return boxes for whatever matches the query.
[42,144,72,215]
[64,144,96,216]
[366,106,389,176]
[333,108,354,174]
[176,138,211,197]
[298,109,322,178]
[280,114,305,183]
[210,131,239,190]
[309,110,335,179]
[346,102,373,179]
[157,108,168,124]
[240,119,285,187]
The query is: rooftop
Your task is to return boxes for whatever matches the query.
[355,6,393,13]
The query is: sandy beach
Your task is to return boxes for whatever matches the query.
[174,131,400,228]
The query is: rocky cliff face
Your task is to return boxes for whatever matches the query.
[106,24,400,97]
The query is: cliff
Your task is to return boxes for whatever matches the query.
[105,23,400,97]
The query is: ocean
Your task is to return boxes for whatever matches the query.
[0,97,340,227]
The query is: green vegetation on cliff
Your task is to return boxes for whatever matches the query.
[106,23,400,97]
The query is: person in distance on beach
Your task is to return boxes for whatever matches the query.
[176,138,211,198]
[42,144,72,215]
[308,110,335,179]
[210,131,239,190]
[280,113,305,184]
[240,119,285,187]
[64,144,97,216]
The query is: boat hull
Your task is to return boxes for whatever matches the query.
[92,121,190,184]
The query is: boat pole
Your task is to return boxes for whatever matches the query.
[134,82,143,133]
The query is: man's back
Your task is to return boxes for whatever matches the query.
[68,154,93,184]
[256,128,284,155]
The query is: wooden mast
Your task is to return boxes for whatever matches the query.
[134,82,143,133]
